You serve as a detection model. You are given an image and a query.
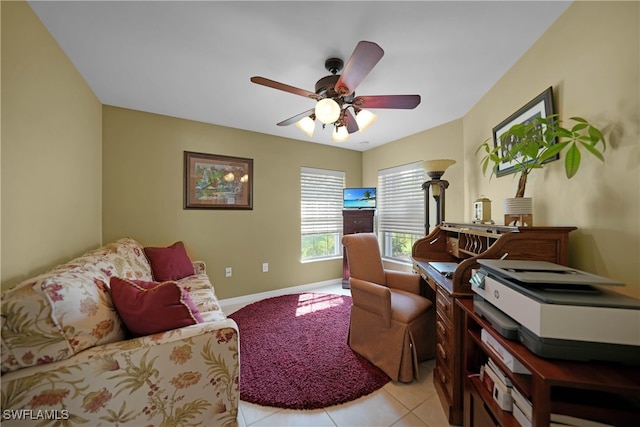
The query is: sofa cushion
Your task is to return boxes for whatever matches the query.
[1,237,150,373]
[83,237,154,281]
[38,264,126,354]
[1,277,72,373]
[144,241,195,281]
[110,277,203,337]
[177,273,227,322]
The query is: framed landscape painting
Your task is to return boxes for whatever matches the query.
[492,87,557,176]
[184,151,253,209]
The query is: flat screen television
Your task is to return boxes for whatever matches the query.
[343,187,376,209]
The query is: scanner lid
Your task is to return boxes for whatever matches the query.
[477,260,624,286]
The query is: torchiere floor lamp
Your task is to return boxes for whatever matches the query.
[422,159,456,234]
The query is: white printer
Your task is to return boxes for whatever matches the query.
[471,259,640,365]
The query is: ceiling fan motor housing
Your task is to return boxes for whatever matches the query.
[315,74,340,98]
[325,57,343,74]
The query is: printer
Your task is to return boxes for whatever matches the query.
[470,259,640,365]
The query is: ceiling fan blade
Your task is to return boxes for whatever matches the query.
[251,76,320,100]
[344,109,359,133]
[335,41,384,97]
[353,95,421,109]
[277,109,315,126]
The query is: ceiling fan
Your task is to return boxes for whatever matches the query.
[250,41,421,142]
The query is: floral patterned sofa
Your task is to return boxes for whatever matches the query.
[1,238,239,426]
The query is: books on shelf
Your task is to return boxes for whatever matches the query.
[487,357,512,387]
[550,413,614,427]
[510,386,613,427]
[481,328,531,375]
[513,403,531,427]
[483,359,513,411]
[511,386,532,427]
[479,365,494,393]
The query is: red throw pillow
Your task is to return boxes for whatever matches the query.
[143,241,195,281]
[110,277,204,337]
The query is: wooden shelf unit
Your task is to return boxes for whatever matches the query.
[411,222,576,425]
[459,299,640,427]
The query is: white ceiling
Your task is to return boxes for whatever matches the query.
[28,0,572,151]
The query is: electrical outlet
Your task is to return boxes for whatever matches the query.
[225,267,232,277]
[262,262,269,273]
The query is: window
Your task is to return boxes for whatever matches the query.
[301,167,345,261]
[377,162,424,263]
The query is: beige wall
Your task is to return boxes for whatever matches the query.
[367,1,640,297]
[102,106,362,299]
[1,1,103,289]
[464,1,639,297]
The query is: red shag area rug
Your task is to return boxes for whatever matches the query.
[228,292,390,409]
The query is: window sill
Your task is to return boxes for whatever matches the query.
[300,255,342,264]
[381,257,414,272]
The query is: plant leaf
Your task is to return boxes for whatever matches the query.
[571,123,589,132]
[539,141,568,162]
[554,127,573,138]
[588,126,605,148]
[564,143,581,178]
[580,140,605,161]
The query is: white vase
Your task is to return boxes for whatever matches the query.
[503,197,533,226]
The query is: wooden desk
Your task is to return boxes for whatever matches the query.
[412,222,576,425]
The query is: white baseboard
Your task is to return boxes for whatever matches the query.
[218,278,343,311]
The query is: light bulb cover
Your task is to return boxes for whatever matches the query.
[332,125,349,142]
[295,116,315,137]
[355,109,377,132]
[315,98,341,124]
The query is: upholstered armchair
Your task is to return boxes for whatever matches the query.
[342,233,436,382]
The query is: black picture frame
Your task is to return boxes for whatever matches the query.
[492,87,557,177]
[184,151,253,209]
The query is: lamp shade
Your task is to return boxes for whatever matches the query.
[355,109,377,132]
[295,116,315,137]
[332,125,349,142]
[315,98,341,124]
[424,159,456,180]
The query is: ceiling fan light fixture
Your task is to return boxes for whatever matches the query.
[315,98,341,124]
[355,109,377,132]
[332,125,350,142]
[295,116,315,137]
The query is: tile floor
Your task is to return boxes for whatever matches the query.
[223,283,457,427]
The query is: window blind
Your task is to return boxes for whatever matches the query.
[377,162,424,236]
[301,167,345,237]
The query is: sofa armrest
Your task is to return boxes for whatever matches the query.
[192,260,206,275]
[385,269,421,295]
[350,278,392,327]
[0,319,239,426]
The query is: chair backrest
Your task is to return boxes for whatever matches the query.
[342,233,386,286]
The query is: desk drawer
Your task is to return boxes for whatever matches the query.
[435,360,453,405]
[436,286,454,324]
[436,313,453,373]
